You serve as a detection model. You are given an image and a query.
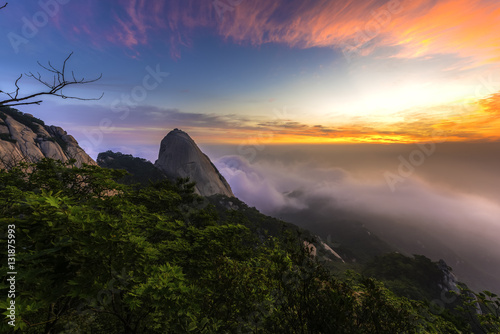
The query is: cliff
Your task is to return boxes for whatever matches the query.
[154,128,234,197]
[0,107,96,169]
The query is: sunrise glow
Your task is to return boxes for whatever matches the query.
[0,0,498,151]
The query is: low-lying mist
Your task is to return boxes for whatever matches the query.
[205,142,500,293]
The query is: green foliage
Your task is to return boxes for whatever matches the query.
[0,159,472,333]
[454,286,500,333]
[49,135,68,153]
[0,133,16,143]
[0,107,45,132]
[209,194,316,245]
[363,253,444,301]
[96,150,167,186]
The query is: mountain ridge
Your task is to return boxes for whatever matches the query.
[0,111,486,294]
[1,111,497,332]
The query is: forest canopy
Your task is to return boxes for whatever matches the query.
[0,159,498,333]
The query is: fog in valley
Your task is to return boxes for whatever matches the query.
[203,142,500,293]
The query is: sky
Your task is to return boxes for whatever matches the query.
[1,0,500,292]
[0,0,499,158]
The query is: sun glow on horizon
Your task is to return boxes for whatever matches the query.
[192,90,500,145]
[6,0,499,151]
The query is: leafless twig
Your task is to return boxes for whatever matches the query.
[0,52,103,107]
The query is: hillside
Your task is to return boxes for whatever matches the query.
[0,115,498,332]
[3,158,494,333]
[96,149,346,264]
[94,148,493,321]
[97,150,167,186]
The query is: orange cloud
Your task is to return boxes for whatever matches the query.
[388,0,500,65]
[196,92,500,145]
[217,0,500,66]
[432,92,500,141]
[91,91,500,146]
[61,0,499,64]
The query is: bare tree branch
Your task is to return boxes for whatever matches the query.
[0,3,7,10]
[0,52,103,107]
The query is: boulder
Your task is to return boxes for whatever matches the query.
[0,108,96,169]
[155,129,234,197]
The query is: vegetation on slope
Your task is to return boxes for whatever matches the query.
[97,151,167,187]
[0,159,498,333]
[0,107,45,133]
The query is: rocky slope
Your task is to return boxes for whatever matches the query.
[155,128,234,197]
[0,107,95,169]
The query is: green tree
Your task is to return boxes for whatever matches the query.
[0,159,469,333]
[454,286,500,334]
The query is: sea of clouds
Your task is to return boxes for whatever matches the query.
[209,143,500,293]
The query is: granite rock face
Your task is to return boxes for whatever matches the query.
[155,129,234,197]
[0,107,96,169]
[437,259,460,293]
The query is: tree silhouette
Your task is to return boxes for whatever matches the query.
[0,52,103,107]
[0,4,103,107]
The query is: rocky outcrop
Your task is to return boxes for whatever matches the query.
[155,128,234,197]
[437,259,460,293]
[0,107,96,169]
[304,240,345,263]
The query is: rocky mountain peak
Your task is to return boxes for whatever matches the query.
[154,128,234,197]
[0,107,96,169]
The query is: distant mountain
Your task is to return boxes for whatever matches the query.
[2,110,496,332]
[154,128,234,197]
[96,148,346,264]
[209,194,346,264]
[97,150,167,186]
[0,106,95,168]
[95,147,469,313]
[97,128,234,198]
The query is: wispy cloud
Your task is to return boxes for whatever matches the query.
[429,92,500,141]
[250,91,500,143]
[33,84,500,154]
[220,0,500,66]
[54,0,499,64]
